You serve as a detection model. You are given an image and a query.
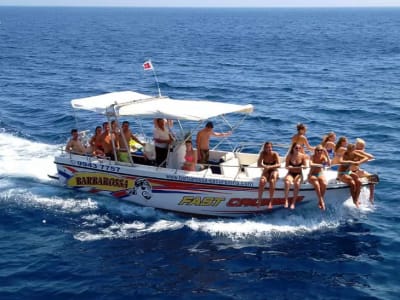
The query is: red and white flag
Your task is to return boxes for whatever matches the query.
[143,60,153,71]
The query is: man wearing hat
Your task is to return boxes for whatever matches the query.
[196,121,232,165]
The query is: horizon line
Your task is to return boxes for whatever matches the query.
[1,5,400,8]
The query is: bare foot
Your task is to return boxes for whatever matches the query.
[319,200,326,211]
[354,200,360,208]
[284,199,289,208]
[268,202,273,210]
[290,203,295,210]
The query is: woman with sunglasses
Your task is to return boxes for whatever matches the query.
[284,143,308,209]
[308,145,331,211]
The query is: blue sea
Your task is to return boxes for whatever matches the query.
[0,6,399,299]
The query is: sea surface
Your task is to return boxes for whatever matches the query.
[0,6,399,300]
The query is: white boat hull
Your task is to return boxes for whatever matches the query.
[54,153,374,217]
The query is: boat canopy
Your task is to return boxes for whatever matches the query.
[71,91,253,121]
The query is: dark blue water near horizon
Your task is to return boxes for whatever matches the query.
[1,6,400,300]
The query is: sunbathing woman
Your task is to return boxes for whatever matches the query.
[308,145,330,211]
[257,142,281,209]
[284,143,307,209]
[337,144,368,208]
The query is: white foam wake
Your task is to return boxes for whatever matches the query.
[0,132,60,181]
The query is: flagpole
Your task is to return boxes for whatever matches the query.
[143,60,161,97]
[152,65,162,97]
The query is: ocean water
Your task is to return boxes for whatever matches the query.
[0,6,399,299]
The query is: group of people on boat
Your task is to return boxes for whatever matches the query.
[66,120,375,211]
[65,120,144,161]
[257,123,375,211]
[65,118,230,170]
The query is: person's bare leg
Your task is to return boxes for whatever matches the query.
[268,173,277,210]
[257,176,266,208]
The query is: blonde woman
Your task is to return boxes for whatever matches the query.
[351,138,375,203]
[308,145,330,211]
[337,144,368,208]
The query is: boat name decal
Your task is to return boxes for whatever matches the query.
[179,196,225,207]
[67,173,134,191]
[166,174,253,187]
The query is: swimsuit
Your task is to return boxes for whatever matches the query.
[183,153,196,171]
[261,160,279,180]
[288,161,303,179]
[310,172,323,178]
[338,170,352,176]
[185,154,195,163]
[198,149,209,164]
[327,148,334,159]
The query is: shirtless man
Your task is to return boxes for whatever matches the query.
[257,142,280,209]
[65,129,87,154]
[100,122,118,160]
[118,121,144,150]
[196,121,231,164]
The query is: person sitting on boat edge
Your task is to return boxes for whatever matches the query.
[196,121,232,165]
[118,121,145,162]
[65,128,88,155]
[308,145,330,211]
[351,138,376,203]
[337,143,369,208]
[154,118,173,167]
[182,140,198,171]
[257,141,280,210]
[284,143,308,210]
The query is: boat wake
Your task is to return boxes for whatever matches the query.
[0,132,59,182]
[0,132,375,244]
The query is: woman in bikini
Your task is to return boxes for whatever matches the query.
[182,140,197,171]
[321,132,336,159]
[257,142,281,209]
[308,145,330,211]
[337,144,368,208]
[351,138,375,203]
[291,123,314,156]
[331,136,348,168]
[284,143,307,209]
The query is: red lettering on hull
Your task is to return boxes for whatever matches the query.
[227,197,304,207]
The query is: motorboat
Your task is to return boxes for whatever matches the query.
[53,90,377,217]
